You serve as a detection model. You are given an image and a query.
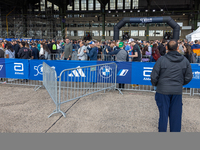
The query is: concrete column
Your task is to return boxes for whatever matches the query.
[102,5,105,41]
[60,1,66,39]
[23,6,28,37]
[0,8,2,37]
[146,0,151,41]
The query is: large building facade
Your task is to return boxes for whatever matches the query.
[0,0,199,40]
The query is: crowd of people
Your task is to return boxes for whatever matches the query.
[0,38,200,63]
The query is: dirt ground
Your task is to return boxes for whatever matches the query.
[0,84,200,133]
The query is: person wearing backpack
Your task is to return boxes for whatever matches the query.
[50,39,57,60]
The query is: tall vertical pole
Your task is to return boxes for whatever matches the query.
[102,4,105,41]
[146,0,150,41]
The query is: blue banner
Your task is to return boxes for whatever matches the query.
[184,64,200,88]
[0,59,6,78]
[131,62,155,85]
[97,61,117,83]
[4,59,29,79]
[1,58,200,89]
[29,60,97,81]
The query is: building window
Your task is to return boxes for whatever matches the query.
[133,0,139,9]
[92,30,99,36]
[155,30,163,37]
[110,31,114,36]
[125,0,131,9]
[96,0,101,10]
[110,0,116,10]
[74,0,80,11]
[78,31,84,36]
[58,31,62,36]
[105,3,108,10]
[120,31,122,37]
[47,1,52,8]
[131,30,138,36]
[149,30,155,36]
[139,30,145,36]
[54,4,59,11]
[92,23,99,27]
[118,0,123,9]
[40,0,45,11]
[100,31,106,36]
[88,0,94,10]
[67,5,72,10]
[78,24,84,27]
[81,0,87,11]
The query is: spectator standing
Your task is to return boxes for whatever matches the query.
[40,44,51,60]
[106,42,128,89]
[129,41,141,62]
[0,43,5,58]
[50,39,57,60]
[5,43,15,58]
[77,41,88,60]
[31,43,39,59]
[158,40,166,56]
[18,42,32,59]
[125,39,134,62]
[84,41,97,61]
[13,40,20,58]
[61,38,73,60]
[151,40,193,132]
[191,40,200,62]
[152,44,161,62]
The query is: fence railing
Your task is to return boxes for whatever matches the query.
[43,62,119,118]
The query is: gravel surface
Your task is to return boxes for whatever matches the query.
[0,84,200,133]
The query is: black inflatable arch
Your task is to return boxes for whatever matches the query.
[113,16,180,40]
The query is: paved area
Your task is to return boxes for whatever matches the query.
[0,84,200,133]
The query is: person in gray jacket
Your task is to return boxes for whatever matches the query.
[151,40,193,132]
[61,38,72,60]
[77,41,88,60]
[106,41,129,89]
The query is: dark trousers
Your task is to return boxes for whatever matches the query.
[119,83,124,89]
[155,92,182,132]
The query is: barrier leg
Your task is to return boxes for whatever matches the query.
[34,85,43,91]
[48,103,66,118]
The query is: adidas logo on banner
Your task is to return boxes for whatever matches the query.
[0,65,3,71]
[68,66,86,77]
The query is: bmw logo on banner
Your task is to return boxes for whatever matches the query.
[99,66,113,78]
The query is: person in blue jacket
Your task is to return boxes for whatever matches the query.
[84,41,97,60]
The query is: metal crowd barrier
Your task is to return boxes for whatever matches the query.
[43,62,120,118]
[43,62,60,117]
[122,84,193,96]
[97,54,115,61]
[0,78,43,91]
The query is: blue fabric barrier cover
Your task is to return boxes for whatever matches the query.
[0,58,29,79]
[29,60,97,81]
[1,58,200,88]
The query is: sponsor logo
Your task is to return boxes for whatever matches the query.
[68,66,86,77]
[117,69,129,76]
[193,71,200,79]
[34,64,55,76]
[99,66,112,78]
[140,18,153,23]
[14,63,24,75]
[0,65,3,71]
[143,67,153,81]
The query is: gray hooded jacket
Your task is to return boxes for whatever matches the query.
[151,51,193,95]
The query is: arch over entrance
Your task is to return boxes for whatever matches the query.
[113,16,180,40]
